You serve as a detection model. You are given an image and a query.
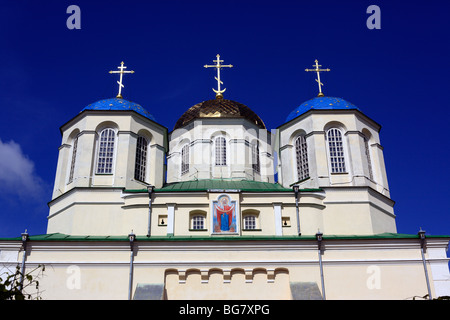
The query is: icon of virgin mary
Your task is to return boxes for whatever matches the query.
[214,196,235,232]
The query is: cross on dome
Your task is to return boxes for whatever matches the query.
[204,54,233,99]
[109,61,135,99]
[305,59,330,97]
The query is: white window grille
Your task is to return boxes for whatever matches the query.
[134,136,148,182]
[327,128,346,173]
[252,142,261,173]
[215,137,227,166]
[192,215,205,230]
[68,136,78,184]
[295,135,309,181]
[244,215,257,230]
[364,135,373,180]
[181,144,189,175]
[96,128,115,174]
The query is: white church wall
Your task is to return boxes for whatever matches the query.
[3,237,447,300]
[428,246,450,298]
[369,143,390,197]
[48,188,125,235]
[321,187,396,235]
[48,183,395,237]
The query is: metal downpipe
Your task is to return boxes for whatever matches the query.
[316,231,326,300]
[418,229,432,300]
[293,185,301,235]
[19,230,29,292]
[146,185,154,237]
[128,232,136,300]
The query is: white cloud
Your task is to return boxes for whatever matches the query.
[0,138,46,199]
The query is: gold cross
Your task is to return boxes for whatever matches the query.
[109,61,135,99]
[204,54,233,99]
[305,59,330,97]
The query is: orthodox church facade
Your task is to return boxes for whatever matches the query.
[0,58,449,300]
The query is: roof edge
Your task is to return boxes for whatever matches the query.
[1,232,449,242]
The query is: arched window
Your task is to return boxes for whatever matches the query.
[327,128,346,173]
[363,135,373,180]
[252,142,260,173]
[181,144,190,175]
[192,215,205,230]
[215,137,227,166]
[96,128,116,174]
[295,135,309,181]
[134,136,148,182]
[68,136,78,184]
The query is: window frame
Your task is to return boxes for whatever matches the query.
[68,135,78,184]
[251,141,261,174]
[95,127,116,175]
[214,136,227,166]
[326,128,347,174]
[294,135,309,181]
[243,215,257,230]
[181,144,190,176]
[134,135,148,182]
[191,215,206,231]
[242,213,260,231]
[363,135,374,181]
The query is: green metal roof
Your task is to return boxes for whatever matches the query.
[157,179,294,192]
[125,179,321,193]
[1,232,448,242]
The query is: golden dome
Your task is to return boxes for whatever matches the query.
[174,98,266,130]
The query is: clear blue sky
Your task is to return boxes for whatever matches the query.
[0,0,449,239]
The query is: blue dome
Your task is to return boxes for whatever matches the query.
[285,96,359,123]
[82,98,156,122]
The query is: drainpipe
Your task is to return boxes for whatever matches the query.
[418,228,432,300]
[293,185,301,235]
[316,230,326,300]
[128,231,136,300]
[146,185,155,237]
[19,229,29,292]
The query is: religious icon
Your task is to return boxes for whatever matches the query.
[212,195,237,234]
